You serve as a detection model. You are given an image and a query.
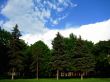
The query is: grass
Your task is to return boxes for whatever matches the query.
[0,78,110,82]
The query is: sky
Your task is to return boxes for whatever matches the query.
[0,0,110,48]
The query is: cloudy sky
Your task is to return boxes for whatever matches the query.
[0,0,110,48]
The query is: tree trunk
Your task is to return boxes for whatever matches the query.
[57,69,59,80]
[81,72,84,80]
[11,68,15,80]
[37,62,38,80]
[12,74,14,80]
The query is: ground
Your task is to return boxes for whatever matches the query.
[0,78,110,82]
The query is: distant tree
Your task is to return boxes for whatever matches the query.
[31,40,50,79]
[64,33,77,70]
[93,40,110,75]
[0,28,12,76]
[50,32,69,80]
[39,44,51,78]
[11,24,21,39]
[17,39,28,76]
[8,24,24,80]
[23,46,33,77]
[0,28,12,46]
[73,37,95,80]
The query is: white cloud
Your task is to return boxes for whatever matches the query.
[21,19,110,49]
[56,7,64,12]
[1,0,75,33]
[53,20,59,25]
[58,14,68,21]
[1,0,46,33]
[59,0,65,3]
[1,0,109,49]
[50,14,68,26]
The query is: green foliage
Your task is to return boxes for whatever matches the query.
[30,40,50,77]
[50,32,71,80]
[0,25,110,79]
[51,32,70,71]
[93,40,110,74]
[0,28,12,45]
[0,28,12,75]
[8,25,26,79]
[12,24,21,40]
[73,37,95,73]
[64,33,77,70]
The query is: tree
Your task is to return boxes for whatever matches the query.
[8,24,23,80]
[0,28,12,46]
[0,28,12,76]
[23,46,33,77]
[11,24,21,40]
[50,32,69,80]
[64,33,77,70]
[17,39,28,76]
[31,40,50,79]
[93,40,110,75]
[73,37,95,80]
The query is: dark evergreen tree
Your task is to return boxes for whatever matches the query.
[23,46,33,77]
[73,37,95,80]
[0,28,12,76]
[93,40,110,76]
[64,33,77,70]
[50,32,69,80]
[8,24,24,80]
[0,28,12,46]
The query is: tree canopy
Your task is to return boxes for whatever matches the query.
[0,25,110,80]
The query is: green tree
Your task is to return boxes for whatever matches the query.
[8,24,23,80]
[17,39,28,76]
[50,32,69,80]
[73,37,95,80]
[23,46,33,77]
[93,40,110,75]
[64,33,77,70]
[31,40,50,79]
[11,24,21,39]
[0,28,12,46]
[0,28,12,76]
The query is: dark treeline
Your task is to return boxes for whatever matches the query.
[0,25,110,80]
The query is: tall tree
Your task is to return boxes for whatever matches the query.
[23,46,33,77]
[31,40,50,79]
[93,40,110,75]
[73,37,95,80]
[50,32,69,80]
[8,24,23,80]
[64,33,77,70]
[0,28,12,76]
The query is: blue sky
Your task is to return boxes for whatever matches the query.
[49,0,110,29]
[0,0,110,29]
[69,0,110,24]
[0,0,110,48]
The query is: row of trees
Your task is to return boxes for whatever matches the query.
[0,25,110,80]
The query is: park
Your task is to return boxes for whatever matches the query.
[0,25,110,82]
[0,0,110,82]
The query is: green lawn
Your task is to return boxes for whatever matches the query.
[0,78,110,82]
